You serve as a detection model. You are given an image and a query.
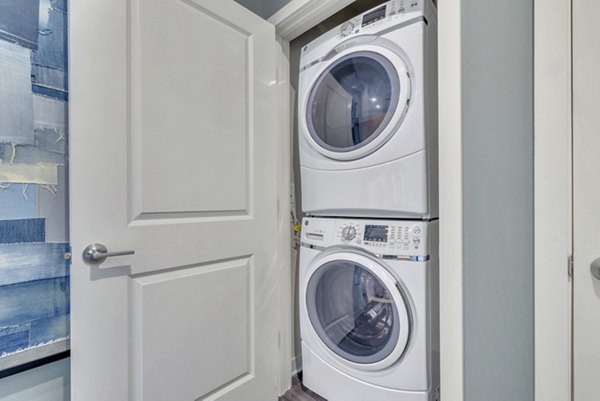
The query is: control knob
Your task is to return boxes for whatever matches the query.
[341,225,357,241]
[340,21,356,37]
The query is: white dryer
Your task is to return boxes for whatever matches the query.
[298,0,437,219]
[299,217,439,401]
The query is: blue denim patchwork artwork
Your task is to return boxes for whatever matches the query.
[0,218,45,244]
[0,0,70,370]
[0,0,39,50]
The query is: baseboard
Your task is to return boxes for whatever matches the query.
[292,355,302,376]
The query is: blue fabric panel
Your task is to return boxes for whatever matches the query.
[35,129,67,155]
[37,167,68,243]
[32,0,67,72]
[0,144,66,165]
[0,277,69,328]
[0,218,45,244]
[0,324,30,356]
[31,0,68,101]
[31,65,68,100]
[31,85,68,102]
[0,0,39,50]
[29,314,69,346]
[0,185,37,220]
[0,41,35,146]
[0,243,68,286]
[32,95,68,140]
[31,65,65,91]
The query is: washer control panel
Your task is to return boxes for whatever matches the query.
[337,0,426,38]
[302,217,431,256]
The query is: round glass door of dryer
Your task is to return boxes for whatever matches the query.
[305,51,406,156]
[305,257,411,367]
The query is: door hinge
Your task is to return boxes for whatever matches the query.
[64,244,72,265]
[568,254,574,279]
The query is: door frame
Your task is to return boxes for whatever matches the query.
[533,0,572,400]
[273,0,574,399]
[437,0,463,399]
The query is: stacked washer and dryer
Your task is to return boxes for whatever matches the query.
[297,1,439,400]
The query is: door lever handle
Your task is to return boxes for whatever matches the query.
[590,257,600,280]
[82,243,135,265]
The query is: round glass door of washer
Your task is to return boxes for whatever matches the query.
[305,256,411,368]
[305,51,409,157]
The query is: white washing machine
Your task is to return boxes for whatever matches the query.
[298,0,438,219]
[299,217,439,401]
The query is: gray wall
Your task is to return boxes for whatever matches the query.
[461,0,534,400]
[0,359,70,401]
[234,0,292,19]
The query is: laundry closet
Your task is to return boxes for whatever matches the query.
[283,0,534,399]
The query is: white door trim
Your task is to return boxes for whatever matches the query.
[273,0,356,41]
[437,0,464,400]
[275,36,293,395]
[534,0,572,400]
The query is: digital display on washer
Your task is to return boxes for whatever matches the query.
[364,225,388,242]
[362,5,387,26]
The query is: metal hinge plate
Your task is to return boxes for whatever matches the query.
[64,244,72,265]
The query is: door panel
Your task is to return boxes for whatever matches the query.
[573,0,600,398]
[131,258,252,401]
[135,0,250,215]
[70,0,279,400]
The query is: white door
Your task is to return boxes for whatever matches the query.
[573,0,600,398]
[69,1,280,400]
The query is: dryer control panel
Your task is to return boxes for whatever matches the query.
[302,217,434,257]
[300,0,435,69]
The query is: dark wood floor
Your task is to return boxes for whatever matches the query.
[279,375,327,401]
